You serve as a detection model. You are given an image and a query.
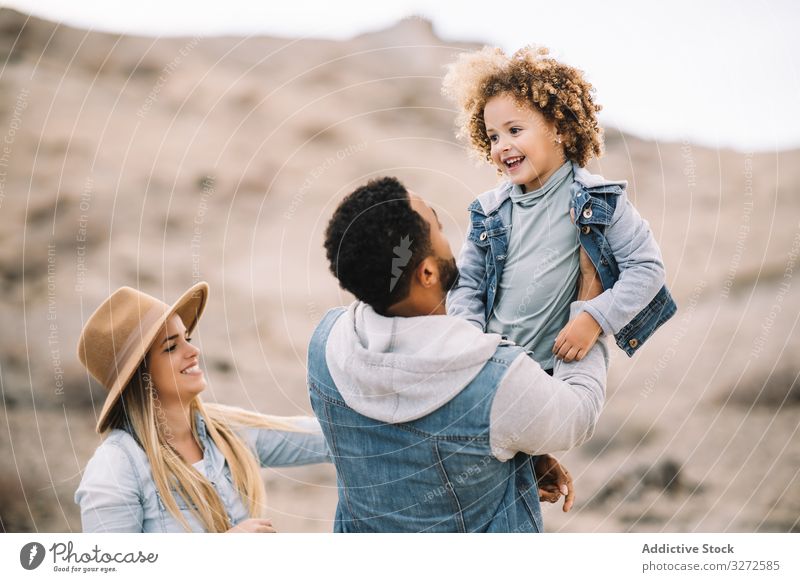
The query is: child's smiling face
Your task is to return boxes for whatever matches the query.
[484,93,566,192]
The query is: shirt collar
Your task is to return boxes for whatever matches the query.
[194,408,209,441]
[192,408,228,478]
[509,160,573,207]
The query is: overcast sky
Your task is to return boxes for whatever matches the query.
[3,0,798,152]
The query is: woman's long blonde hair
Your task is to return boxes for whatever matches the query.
[103,362,308,532]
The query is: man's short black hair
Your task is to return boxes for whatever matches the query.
[324,176,432,314]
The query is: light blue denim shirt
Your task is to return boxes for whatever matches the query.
[74,411,331,532]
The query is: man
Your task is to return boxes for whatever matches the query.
[308,176,609,532]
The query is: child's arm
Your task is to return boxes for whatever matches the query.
[446,225,490,330]
[553,246,605,362]
[554,192,666,361]
[581,190,666,336]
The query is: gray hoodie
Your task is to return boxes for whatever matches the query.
[325,299,609,461]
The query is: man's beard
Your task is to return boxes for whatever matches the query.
[437,256,459,293]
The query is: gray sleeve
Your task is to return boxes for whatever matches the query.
[582,190,666,335]
[446,230,488,330]
[489,301,609,461]
[250,416,331,467]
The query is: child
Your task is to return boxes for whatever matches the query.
[442,45,676,373]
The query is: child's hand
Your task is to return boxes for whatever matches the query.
[552,311,602,362]
[534,454,575,512]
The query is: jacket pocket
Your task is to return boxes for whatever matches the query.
[154,488,203,532]
[467,221,491,247]
[155,488,196,511]
[576,197,615,227]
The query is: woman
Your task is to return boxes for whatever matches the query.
[74,282,330,532]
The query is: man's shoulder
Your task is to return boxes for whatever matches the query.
[312,306,349,335]
[321,306,348,321]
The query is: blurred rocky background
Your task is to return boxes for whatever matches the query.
[0,8,798,532]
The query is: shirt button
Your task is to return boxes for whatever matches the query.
[479,232,488,241]
[581,225,591,234]
[583,207,593,219]
[628,338,639,349]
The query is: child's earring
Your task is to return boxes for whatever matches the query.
[556,136,562,144]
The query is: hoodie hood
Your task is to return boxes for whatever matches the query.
[325,301,503,424]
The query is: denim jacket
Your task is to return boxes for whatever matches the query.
[74,411,331,532]
[447,162,677,356]
[308,307,544,533]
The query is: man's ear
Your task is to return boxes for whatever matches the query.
[416,256,438,288]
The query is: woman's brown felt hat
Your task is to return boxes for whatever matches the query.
[77,282,209,434]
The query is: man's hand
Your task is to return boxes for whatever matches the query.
[552,311,602,362]
[534,454,575,512]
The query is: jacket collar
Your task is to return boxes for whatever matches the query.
[194,408,208,440]
[472,161,627,217]
[192,408,228,479]
[572,163,628,190]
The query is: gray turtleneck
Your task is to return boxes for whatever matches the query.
[485,161,580,370]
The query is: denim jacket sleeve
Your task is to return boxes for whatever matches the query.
[581,190,666,335]
[244,416,331,467]
[447,215,489,330]
[74,438,144,533]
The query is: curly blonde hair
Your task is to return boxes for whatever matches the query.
[442,45,603,167]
